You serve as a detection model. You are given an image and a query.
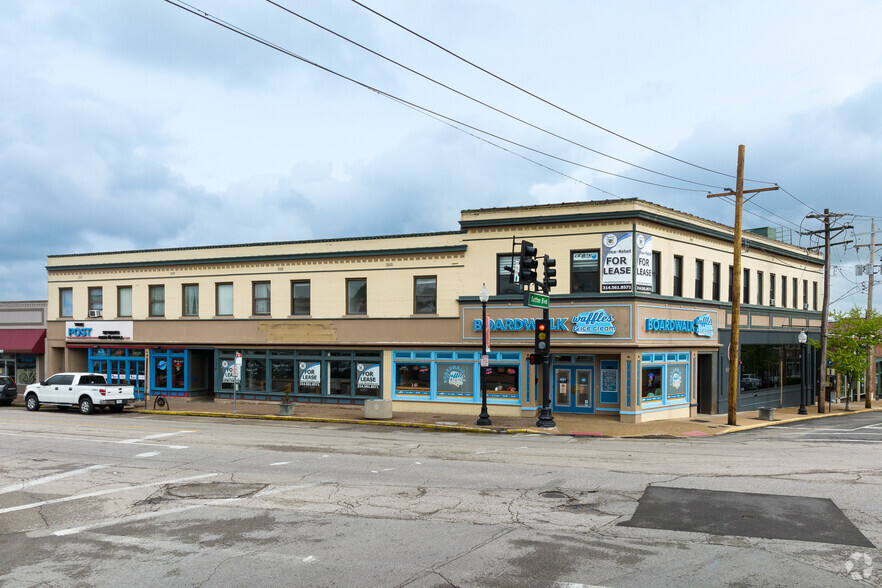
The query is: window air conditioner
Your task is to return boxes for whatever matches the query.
[803,303,809,310]
[88,309,102,318]
[769,298,775,306]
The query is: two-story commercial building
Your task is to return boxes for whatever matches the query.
[44,199,824,422]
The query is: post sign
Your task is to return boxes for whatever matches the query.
[526,292,549,309]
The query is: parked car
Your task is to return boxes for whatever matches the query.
[0,376,17,406]
[24,373,135,414]
[740,373,761,390]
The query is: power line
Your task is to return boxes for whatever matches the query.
[164,0,710,194]
[350,0,778,185]
[266,0,723,192]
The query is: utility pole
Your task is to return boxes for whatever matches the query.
[854,220,880,408]
[866,221,876,408]
[707,145,778,426]
[806,210,853,413]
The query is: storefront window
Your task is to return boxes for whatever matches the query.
[740,343,801,393]
[271,358,295,395]
[60,288,73,317]
[244,357,267,392]
[435,362,474,399]
[641,367,663,399]
[396,364,431,392]
[298,360,322,395]
[172,358,185,388]
[571,250,600,293]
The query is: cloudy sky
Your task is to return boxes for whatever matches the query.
[2,1,881,312]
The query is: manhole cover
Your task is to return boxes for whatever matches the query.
[167,482,267,500]
[539,491,569,499]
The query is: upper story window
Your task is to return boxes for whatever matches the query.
[672,256,683,297]
[743,269,750,304]
[781,275,788,308]
[291,281,310,316]
[347,278,367,315]
[728,266,734,302]
[712,263,721,301]
[414,276,437,314]
[118,286,132,318]
[60,288,73,318]
[803,280,808,310]
[149,285,165,317]
[770,273,776,306]
[651,252,661,294]
[182,284,199,317]
[813,282,818,310]
[756,272,764,306]
[88,287,103,317]
[792,277,798,308]
[253,281,271,316]
[497,253,520,295]
[694,259,704,299]
[571,250,600,293]
[216,283,233,316]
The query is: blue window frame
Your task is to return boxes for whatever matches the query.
[392,350,522,405]
[88,348,147,400]
[639,352,689,407]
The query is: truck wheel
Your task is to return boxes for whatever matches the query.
[26,394,40,411]
[79,396,95,415]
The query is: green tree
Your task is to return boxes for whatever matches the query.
[810,307,882,407]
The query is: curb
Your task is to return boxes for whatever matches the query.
[128,405,882,438]
[130,409,502,434]
[707,406,882,435]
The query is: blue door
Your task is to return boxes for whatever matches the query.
[553,365,594,412]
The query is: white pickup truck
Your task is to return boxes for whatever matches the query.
[24,373,135,414]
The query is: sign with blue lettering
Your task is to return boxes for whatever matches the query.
[572,310,616,335]
[644,313,714,338]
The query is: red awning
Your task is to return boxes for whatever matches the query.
[0,329,46,354]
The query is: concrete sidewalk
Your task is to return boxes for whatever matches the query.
[130,395,882,437]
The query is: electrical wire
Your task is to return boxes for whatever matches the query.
[265,0,724,192]
[350,0,779,185]
[164,0,710,193]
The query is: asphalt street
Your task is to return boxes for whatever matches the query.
[1,408,880,587]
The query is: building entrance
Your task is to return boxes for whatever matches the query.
[553,365,594,413]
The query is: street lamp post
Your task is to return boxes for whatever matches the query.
[798,330,808,415]
[477,284,492,426]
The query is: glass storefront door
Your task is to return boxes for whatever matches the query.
[553,366,594,412]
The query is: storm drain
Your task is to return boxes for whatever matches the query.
[166,482,267,500]
[620,486,874,547]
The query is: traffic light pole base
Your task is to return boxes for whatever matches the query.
[536,407,556,428]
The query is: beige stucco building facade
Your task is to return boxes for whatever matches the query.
[43,199,824,423]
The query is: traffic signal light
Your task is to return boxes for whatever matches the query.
[534,319,550,355]
[519,240,538,285]
[528,353,543,365]
[543,255,557,291]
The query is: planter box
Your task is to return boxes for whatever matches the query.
[364,399,392,420]
[279,403,295,416]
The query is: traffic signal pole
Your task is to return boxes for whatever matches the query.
[536,305,555,428]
